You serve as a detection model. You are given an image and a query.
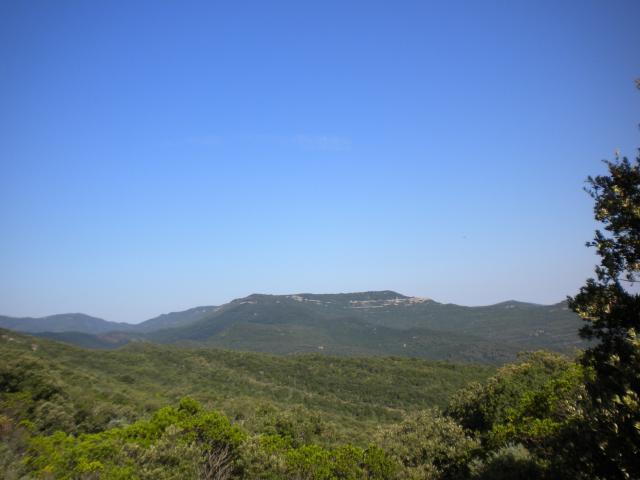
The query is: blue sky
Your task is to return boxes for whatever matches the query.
[1,1,639,323]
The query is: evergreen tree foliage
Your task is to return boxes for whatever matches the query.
[568,104,640,478]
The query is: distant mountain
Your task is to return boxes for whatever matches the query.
[0,306,217,336]
[1,291,587,363]
[0,313,134,334]
[142,291,586,363]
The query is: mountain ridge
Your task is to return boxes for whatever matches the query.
[0,291,567,327]
[0,291,585,363]
[0,305,218,335]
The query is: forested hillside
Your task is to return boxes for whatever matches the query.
[0,329,491,443]
[1,291,586,364]
[0,329,587,479]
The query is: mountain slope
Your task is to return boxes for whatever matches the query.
[143,291,586,363]
[128,305,218,332]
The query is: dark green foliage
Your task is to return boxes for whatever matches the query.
[0,329,604,478]
[445,352,588,479]
[446,351,579,436]
[567,151,640,478]
[487,361,586,452]
[0,329,492,445]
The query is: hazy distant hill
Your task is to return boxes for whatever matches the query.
[0,313,134,334]
[1,291,587,363]
[0,306,217,336]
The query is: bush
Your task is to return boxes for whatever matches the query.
[469,443,547,480]
[24,398,245,479]
[445,352,580,444]
[378,409,478,479]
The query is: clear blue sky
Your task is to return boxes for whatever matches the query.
[1,1,638,323]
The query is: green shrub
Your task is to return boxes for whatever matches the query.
[24,398,245,479]
[378,409,478,479]
[469,444,547,480]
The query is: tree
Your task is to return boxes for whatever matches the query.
[568,86,640,479]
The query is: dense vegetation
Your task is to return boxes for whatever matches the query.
[0,332,585,479]
[0,329,491,450]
